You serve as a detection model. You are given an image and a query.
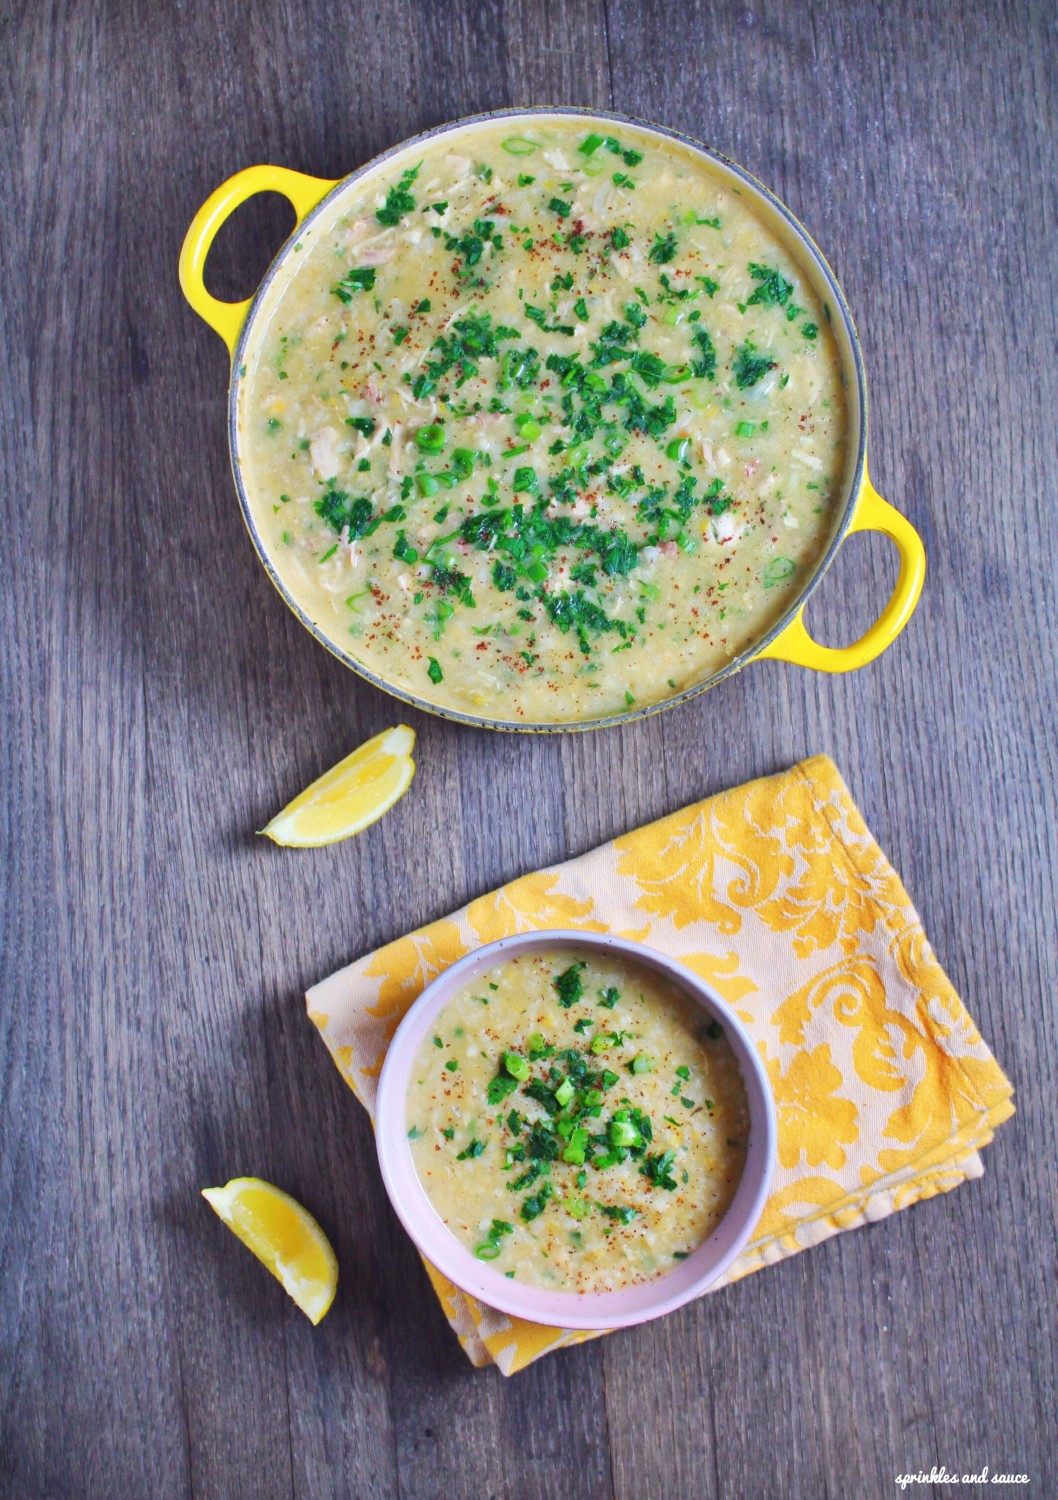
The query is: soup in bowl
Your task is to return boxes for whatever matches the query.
[375,930,776,1330]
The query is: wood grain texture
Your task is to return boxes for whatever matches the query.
[1,1,1055,1497]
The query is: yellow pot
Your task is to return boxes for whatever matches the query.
[179,109,925,732]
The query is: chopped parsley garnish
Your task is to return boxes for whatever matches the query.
[746,261,794,308]
[520,1182,554,1221]
[648,231,678,264]
[641,1149,678,1191]
[598,1204,636,1224]
[427,656,443,684]
[690,325,717,380]
[376,162,421,227]
[732,342,777,388]
[315,489,403,540]
[444,217,504,275]
[487,1072,519,1105]
[332,265,376,302]
[549,197,572,218]
[456,1138,486,1161]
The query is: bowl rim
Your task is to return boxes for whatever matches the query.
[374,927,777,1330]
[228,106,868,733]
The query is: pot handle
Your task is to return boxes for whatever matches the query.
[179,165,339,358]
[754,472,925,672]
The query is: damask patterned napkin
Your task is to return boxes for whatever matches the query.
[306,755,1013,1376]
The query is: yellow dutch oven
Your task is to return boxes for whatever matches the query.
[179,108,925,732]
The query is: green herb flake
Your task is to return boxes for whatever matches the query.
[732,342,777,389]
[332,265,376,302]
[376,162,421,227]
[746,261,794,308]
[648,231,678,265]
[553,962,586,1008]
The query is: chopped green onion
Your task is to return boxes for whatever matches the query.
[554,1079,575,1108]
[502,137,540,155]
[666,438,690,462]
[450,447,475,480]
[415,422,446,454]
[503,1050,530,1081]
[762,557,795,588]
[630,1054,654,1075]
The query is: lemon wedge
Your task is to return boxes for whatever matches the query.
[202,1178,338,1324]
[261,724,416,846]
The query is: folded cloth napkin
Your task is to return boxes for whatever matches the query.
[307,755,1013,1376]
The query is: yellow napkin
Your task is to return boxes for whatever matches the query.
[307,755,1013,1376]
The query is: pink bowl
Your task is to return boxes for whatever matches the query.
[375,929,776,1331]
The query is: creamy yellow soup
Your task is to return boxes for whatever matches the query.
[241,118,848,723]
[406,947,749,1293]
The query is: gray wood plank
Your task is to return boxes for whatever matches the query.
[599,1,1058,1496]
[0,0,1054,1496]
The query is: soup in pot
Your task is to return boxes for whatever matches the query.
[240,118,848,722]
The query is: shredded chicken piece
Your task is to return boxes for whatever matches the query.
[309,426,342,481]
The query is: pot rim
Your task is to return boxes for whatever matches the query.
[227,106,868,733]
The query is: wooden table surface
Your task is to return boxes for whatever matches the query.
[3,2,1056,1496]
